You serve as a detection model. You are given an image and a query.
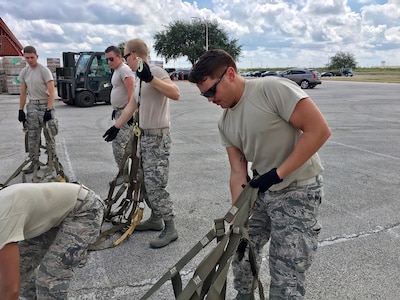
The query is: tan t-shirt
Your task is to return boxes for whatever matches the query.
[219,76,324,191]
[0,182,81,249]
[18,63,53,100]
[110,63,135,109]
[135,66,170,129]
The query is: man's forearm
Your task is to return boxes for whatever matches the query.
[115,100,137,128]
[47,81,55,108]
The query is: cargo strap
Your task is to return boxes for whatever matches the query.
[89,112,145,250]
[0,122,68,189]
[140,185,265,300]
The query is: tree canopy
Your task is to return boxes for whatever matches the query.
[328,52,358,70]
[153,19,242,66]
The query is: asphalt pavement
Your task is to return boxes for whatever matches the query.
[1,79,399,299]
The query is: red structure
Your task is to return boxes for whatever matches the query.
[0,18,23,56]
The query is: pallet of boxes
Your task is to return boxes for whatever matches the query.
[0,58,5,94]
[1,56,26,95]
[46,58,60,87]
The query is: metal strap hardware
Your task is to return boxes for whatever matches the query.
[133,125,141,137]
[141,127,169,136]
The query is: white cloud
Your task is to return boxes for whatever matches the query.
[385,27,400,42]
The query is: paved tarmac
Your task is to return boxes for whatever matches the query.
[1,79,399,299]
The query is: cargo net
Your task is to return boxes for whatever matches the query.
[89,129,146,250]
[0,122,69,190]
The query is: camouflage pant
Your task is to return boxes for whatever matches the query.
[140,133,173,221]
[112,109,133,168]
[26,102,58,163]
[232,175,324,299]
[19,189,104,299]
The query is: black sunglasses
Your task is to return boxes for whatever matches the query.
[123,51,136,61]
[123,52,131,61]
[201,66,229,98]
[106,57,116,62]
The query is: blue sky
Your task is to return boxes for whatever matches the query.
[1,0,399,69]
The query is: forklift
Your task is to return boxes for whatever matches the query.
[56,52,112,107]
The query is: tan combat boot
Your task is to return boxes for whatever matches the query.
[150,220,178,248]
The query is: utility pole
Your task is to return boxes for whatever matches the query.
[191,17,209,51]
[205,20,209,51]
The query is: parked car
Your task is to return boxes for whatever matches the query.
[171,69,190,80]
[261,70,281,77]
[342,68,354,77]
[280,68,322,89]
[250,70,268,77]
[330,68,354,77]
[239,71,251,77]
[321,71,333,77]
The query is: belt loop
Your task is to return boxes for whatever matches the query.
[78,185,89,200]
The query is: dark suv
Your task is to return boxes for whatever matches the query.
[280,68,322,89]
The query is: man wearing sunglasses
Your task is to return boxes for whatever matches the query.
[103,38,180,248]
[188,49,331,300]
[105,45,135,186]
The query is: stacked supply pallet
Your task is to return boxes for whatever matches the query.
[47,58,60,86]
[3,56,26,94]
[0,58,6,93]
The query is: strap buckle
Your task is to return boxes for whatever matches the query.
[133,125,141,137]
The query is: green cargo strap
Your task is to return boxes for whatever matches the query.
[40,123,68,183]
[0,123,68,189]
[90,111,145,250]
[140,185,265,300]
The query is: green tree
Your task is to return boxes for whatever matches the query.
[328,52,357,70]
[118,42,125,56]
[153,19,242,66]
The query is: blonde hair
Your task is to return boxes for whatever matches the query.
[125,38,149,58]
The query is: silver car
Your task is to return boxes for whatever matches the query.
[281,68,322,89]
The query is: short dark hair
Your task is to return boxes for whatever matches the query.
[23,46,37,55]
[188,49,237,84]
[105,45,120,56]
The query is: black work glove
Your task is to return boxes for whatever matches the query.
[236,239,248,261]
[127,116,134,126]
[43,109,52,122]
[103,126,120,142]
[136,61,154,83]
[250,168,283,193]
[241,175,252,189]
[111,109,116,120]
[18,109,26,123]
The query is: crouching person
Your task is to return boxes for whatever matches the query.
[0,182,105,300]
